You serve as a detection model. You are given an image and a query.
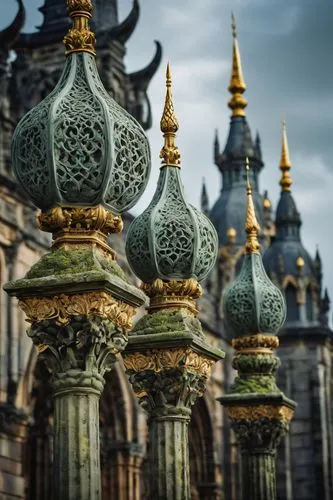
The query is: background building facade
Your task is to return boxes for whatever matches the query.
[0,1,332,499]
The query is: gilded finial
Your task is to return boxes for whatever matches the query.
[279,121,292,192]
[263,190,272,210]
[64,0,96,56]
[245,158,260,253]
[296,256,305,270]
[160,63,181,167]
[227,227,237,243]
[228,14,247,117]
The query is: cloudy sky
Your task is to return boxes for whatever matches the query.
[2,0,333,299]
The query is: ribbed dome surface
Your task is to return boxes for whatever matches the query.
[12,51,150,213]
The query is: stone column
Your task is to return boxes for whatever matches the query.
[4,206,146,500]
[220,334,296,500]
[123,279,225,500]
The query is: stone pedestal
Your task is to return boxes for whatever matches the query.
[4,209,146,500]
[219,334,296,500]
[123,306,224,500]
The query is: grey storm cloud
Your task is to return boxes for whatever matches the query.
[2,0,333,302]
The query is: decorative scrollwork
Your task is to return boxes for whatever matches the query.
[227,404,294,422]
[123,348,214,379]
[19,291,136,329]
[232,334,279,353]
[38,205,123,235]
[223,254,286,337]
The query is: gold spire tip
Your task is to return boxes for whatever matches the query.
[245,158,261,254]
[64,0,96,57]
[228,14,247,117]
[160,63,181,167]
[279,120,292,192]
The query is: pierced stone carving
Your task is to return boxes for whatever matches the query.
[126,167,218,283]
[12,53,151,213]
[223,253,286,337]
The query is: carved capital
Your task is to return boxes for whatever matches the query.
[19,291,136,329]
[228,406,293,453]
[28,315,126,386]
[124,348,213,415]
[141,278,202,316]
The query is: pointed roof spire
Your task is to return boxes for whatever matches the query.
[254,130,262,160]
[245,158,260,254]
[201,177,209,215]
[214,128,220,164]
[228,14,247,117]
[160,63,181,167]
[279,121,292,192]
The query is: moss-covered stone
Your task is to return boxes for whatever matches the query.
[132,309,205,339]
[230,375,281,395]
[27,247,128,282]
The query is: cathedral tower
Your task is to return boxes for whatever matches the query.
[263,123,333,500]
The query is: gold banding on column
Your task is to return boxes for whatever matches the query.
[227,404,294,423]
[64,0,96,56]
[141,278,202,316]
[18,291,136,329]
[38,206,123,258]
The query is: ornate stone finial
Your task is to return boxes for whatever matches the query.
[64,0,96,56]
[279,120,292,192]
[160,63,181,167]
[245,158,260,254]
[228,14,247,117]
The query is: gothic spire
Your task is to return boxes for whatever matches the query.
[201,178,209,216]
[279,121,292,192]
[228,13,247,117]
[254,130,262,160]
[214,129,220,165]
[160,63,181,167]
[0,0,25,49]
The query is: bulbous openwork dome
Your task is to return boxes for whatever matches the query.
[126,65,218,283]
[11,0,150,213]
[223,160,286,337]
